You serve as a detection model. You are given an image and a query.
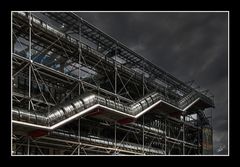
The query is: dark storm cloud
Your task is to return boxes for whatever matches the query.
[77,12,228,154]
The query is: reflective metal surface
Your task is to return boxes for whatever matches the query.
[12,91,201,127]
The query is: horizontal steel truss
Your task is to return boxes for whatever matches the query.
[12,53,133,105]
[42,12,201,95]
[12,12,214,105]
[12,51,211,127]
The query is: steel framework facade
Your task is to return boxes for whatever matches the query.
[12,12,214,155]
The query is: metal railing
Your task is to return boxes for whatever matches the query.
[14,12,214,107]
[50,130,165,154]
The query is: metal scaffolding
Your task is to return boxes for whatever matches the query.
[12,11,214,155]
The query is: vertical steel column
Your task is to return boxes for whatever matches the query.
[28,12,32,111]
[27,137,30,155]
[78,118,81,155]
[164,118,167,155]
[78,18,82,95]
[77,18,82,155]
[183,115,185,155]
[115,121,117,153]
[211,108,213,154]
[142,74,145,154]
[142,74,145,96]
[142,115,145,154]
[197,116,201,154]
[114,45,118,101]
[115,64,117,95]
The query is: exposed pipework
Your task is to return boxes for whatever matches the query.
[13,91,203,130]
[50,130,165,154]
[14,11,215,104]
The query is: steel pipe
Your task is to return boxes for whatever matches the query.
[12,91,201,130]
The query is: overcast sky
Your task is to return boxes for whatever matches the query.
[76,12,228,155]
